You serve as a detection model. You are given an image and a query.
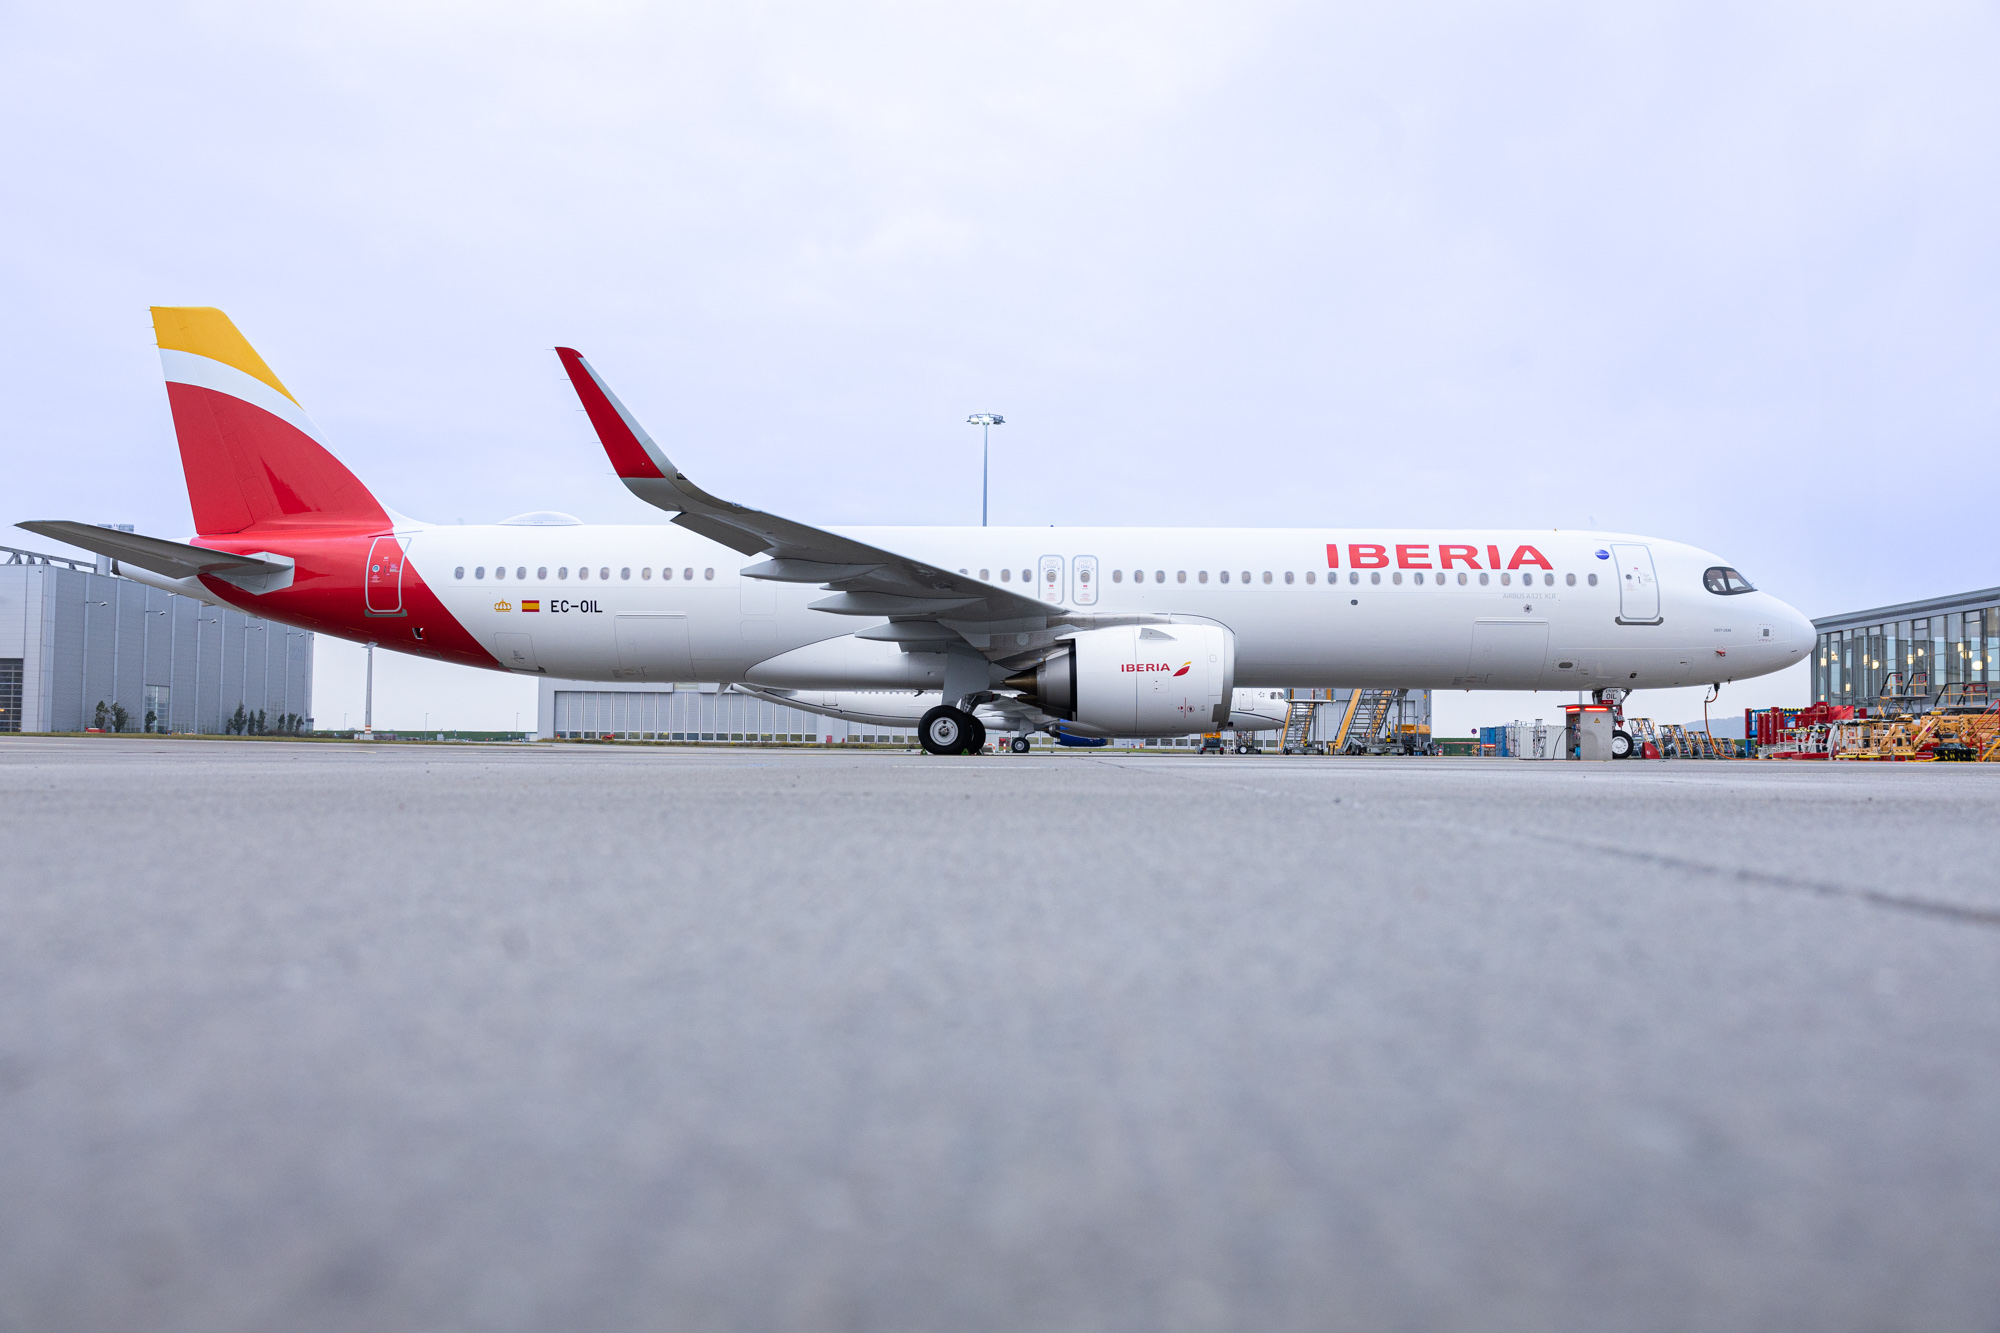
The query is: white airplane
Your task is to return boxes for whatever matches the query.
[22,308,1817,756]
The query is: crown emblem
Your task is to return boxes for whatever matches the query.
[493,600,513,612]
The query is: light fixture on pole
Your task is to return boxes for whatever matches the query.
[966,414,1004,526]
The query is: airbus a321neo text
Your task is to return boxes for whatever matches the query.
[21,308,1815,755]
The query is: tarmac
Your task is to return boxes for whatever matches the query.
[2,736,1998,1332]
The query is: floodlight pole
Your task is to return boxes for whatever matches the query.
[967,413,1004,526]
[364,641,375,739]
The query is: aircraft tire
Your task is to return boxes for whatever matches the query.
[920,705,975,755]
[1010,736,1030,754]
[967,718,988,754]
[1611,729,1634,760]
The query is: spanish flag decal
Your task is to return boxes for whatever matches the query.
[522,600,541,612]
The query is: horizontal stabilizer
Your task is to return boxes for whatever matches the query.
[16,521,295,592]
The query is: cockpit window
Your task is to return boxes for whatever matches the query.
[1703,566,1755,595]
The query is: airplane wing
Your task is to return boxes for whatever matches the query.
[16,521,295,591]
[555,348,1161,659]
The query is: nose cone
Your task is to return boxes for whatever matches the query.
[1775,598,1816,658]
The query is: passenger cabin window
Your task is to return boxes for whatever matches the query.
[1199,571,1209,584]
[455,566,465,579]
[1704,566,1756,595]
[600,567,610,580]
[1565,573,1575,586]
[1587,573,1597,586]
[1219,571,1229,584]
[704,568,715,580]
[684,568,694,580]
[1000,568,1011,581]
[1112,569,1123,583]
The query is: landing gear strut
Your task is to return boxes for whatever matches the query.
[920,705,983,755]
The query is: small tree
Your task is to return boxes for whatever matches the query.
[254,708,267,736]
[227,703,248,735]
[92,701,108,731]
[108,703,130,733]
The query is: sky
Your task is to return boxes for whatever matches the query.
[5,1,1997,736]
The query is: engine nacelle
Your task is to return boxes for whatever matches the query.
[1007,624,1235,735]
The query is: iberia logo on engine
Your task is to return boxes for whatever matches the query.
[1124,661,1194,677]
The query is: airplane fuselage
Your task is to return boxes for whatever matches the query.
[179,520,1815,694]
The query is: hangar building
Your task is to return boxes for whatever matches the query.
[1,542,314,734]
[536,678,911,744]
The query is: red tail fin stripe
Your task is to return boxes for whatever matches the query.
[555,347,668,480]
[161,348,324,445]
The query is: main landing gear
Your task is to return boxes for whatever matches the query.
[1010,736,1031,754]
[919,705,987,756]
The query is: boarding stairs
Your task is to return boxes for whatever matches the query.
[1281,699,1319,753]
[1335,689,1401,754]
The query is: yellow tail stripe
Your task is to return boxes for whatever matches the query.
[150,307,297,405]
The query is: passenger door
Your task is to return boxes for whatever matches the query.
[1072,555,1098,606]
[1038,555,1065,604]
[365,535,407,616]
[1611,543,1661,624]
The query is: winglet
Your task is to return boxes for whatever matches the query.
[555,348,671,482]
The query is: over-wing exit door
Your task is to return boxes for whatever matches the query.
[1611,543,1661,624]
[365,535,407,616]
[1038,555,1064,604]
[1072,555,1098,605]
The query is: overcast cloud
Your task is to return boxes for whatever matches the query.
[5,2,1996,734]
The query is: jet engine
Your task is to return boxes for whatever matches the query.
[1004,624,1235,735]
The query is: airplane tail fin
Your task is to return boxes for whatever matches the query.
[151,307,389,535]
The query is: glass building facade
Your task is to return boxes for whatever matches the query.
[1812,588,2000,709]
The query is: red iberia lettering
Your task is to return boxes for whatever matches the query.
[1438,544,1480,569]
[1325,543,1340,569]
[1507,545,1553,571]
[1395,544,1431,570]
[1486,545,1502,571]
[1349,543,1388,569]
